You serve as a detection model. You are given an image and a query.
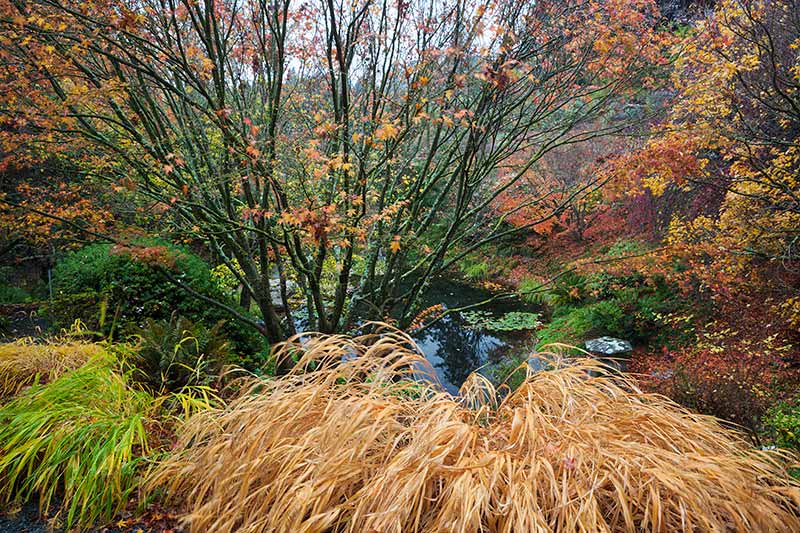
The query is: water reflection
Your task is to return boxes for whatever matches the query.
[409,278,537,394]
[413,314,512,393]
[289,277,536,394]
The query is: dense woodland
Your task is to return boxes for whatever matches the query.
[0,0,799,531]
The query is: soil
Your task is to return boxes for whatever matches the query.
[0,501,183,533]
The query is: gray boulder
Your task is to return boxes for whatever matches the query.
[270,277,297,298]
[269,278,298,312]
[584,336,632,356]
[584,336,633,374]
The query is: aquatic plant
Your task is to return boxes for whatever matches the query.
[461,310,542,332]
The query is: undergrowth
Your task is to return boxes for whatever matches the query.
[0,350,215,530]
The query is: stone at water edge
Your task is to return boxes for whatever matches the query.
[584,336,632,356]
[584,336,633,374]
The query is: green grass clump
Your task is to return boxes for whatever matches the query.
[0,354,159,530]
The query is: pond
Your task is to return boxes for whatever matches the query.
[289,276,540,394]
[409,277,540,394]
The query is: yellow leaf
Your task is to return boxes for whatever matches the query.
[374,122,399,142]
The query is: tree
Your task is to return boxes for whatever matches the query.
[0,163,116,257]
[491,123,640,244]
[0,0,669,341]
[606,0,800,328]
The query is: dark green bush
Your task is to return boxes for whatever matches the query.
[52,242,217,319]
[50,242,262,357]
[0,267,31,304]
[0,285,30,304]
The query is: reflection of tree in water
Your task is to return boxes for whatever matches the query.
[414,315,509,393]
[406,277,539,393]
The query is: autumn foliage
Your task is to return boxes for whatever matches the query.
[0,0,672,341]
[3,0,800,530]
[602,0,800,329]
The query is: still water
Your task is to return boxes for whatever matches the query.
[409,278,538,394]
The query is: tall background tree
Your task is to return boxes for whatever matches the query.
[604,0,800,329]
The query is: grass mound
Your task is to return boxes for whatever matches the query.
[0,338,102,400]
[152,328,800,532]
[0,353,164,529]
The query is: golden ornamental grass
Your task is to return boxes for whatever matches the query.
[151,326,800,532]
[0,337,102,399]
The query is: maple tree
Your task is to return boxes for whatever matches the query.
[0,0,669,341]
[603,0,800,330]
[1,168,115,252]
[0,158,119,302]
[491,123,642,245]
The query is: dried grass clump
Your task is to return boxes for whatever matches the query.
[152,327,800,532]
[0,337,102,399]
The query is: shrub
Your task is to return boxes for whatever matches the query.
[532,271,587,308]
[0,337,102,400]
[765,400,800,452]
[52,242,218,324]
[533,269,682,348]
[0,267,33,304]
[632,329,799,438]
[129,314,234,394]
[43,292,106,333]
[602,238,651,258]
[517,276,551,305]
[0,285,30,305]
[151,329,800,532]
[536,298,645,347]
[536,303,603,347]
[458,257,491,281]
[50,242,260,355]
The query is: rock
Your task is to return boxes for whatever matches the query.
[651,369,674,380]
[527,356,546,372]
[584,336,633,375]
[584,336,632,356]
[269,278,298,310]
